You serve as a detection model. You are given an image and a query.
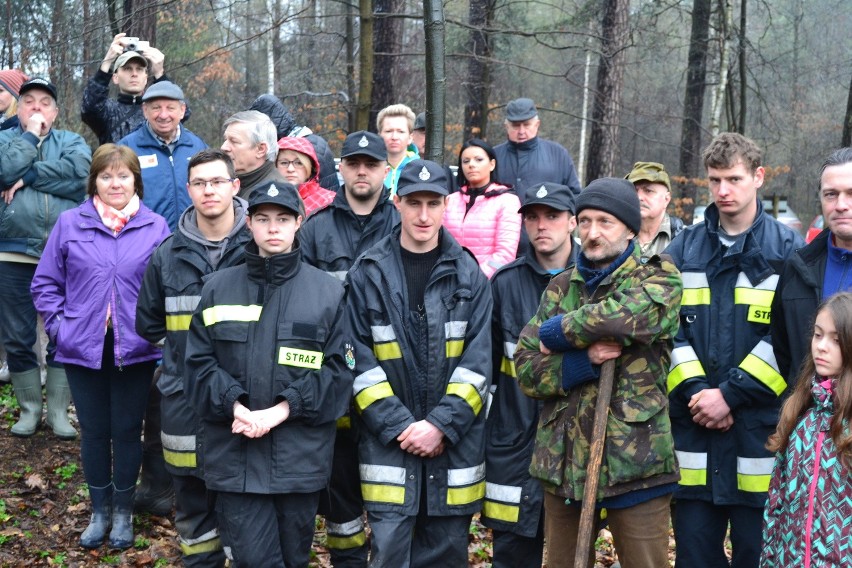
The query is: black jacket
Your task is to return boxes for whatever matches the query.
[772,228,829,383]
[135,211,252,398]
[81,70,191,145]
[483,246,577,536]
[345,227,492,516]
[493,137,581,198]
[184,241,349,494]
[299,186,399,280]
[249,94,340,193]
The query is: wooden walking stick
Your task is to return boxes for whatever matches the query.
[573,358,617,568]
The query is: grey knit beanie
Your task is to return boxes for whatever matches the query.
[575,177,641,234]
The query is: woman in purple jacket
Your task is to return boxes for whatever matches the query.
[31,144,170,550]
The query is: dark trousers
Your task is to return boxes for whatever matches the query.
[367,507,471,568]
[674,499,763,568]
[65,333,154,490]
[318,427,367,568]
[0,261,54,372]
[492,516,544,568]
[215,491,320,568]
[174,474,225,568]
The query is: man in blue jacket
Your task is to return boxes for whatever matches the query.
[0,77,91,440]
[119,80,207,231]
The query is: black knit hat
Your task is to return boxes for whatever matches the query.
[575,177,641,234]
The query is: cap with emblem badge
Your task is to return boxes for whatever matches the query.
[247,179,303,216]
[340,130,387,161]
[519,182,575,214]
[396,159,449,197]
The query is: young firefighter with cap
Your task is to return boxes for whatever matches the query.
[483,182,578,567]
[82,32,189,145]
[345,159,492,566]
[514,178,682,568]
[300,129,397,567]
[184,181,350,567]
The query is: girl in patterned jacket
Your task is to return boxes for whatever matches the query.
[760,292,852,567]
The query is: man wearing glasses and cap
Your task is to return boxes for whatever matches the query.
[625,161,685,259]
[345,159,492,566]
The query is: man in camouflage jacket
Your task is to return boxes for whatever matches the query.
[515,178,682,568]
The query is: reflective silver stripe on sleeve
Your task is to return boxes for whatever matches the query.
[371,325,397,343]
[359,464,407,485]
[448,463,486,487]
[485,481,522,504]
[165,295,202,313]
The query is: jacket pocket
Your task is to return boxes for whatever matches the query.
[529,400,570,488]
[209,322,249,380]
[604,389,676,486]
[275,320,328,388]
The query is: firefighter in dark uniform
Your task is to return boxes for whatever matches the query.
[345,160,492,567]
[484,182,577,567]
[299,130,397,567]
[136,149,251,566]
[184,181,350,567]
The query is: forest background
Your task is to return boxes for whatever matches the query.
[3,0,852,223]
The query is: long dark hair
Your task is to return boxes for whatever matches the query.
[767,292,852,467]
[456,138,498,188]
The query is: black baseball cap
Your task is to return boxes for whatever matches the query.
[414,112,426,131]
[396,160,450,197]
[18,77,58,102]
[341,131,387,161]
[247,180,302,217]
[519,183,575,214]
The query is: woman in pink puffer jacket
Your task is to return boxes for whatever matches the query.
[443,139,521,278]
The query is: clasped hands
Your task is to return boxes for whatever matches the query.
[398,420,445,458]
[689,388,733,431]
[232,401,290,438]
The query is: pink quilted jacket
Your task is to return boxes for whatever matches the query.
[443,182,521,278]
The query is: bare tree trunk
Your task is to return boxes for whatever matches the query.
[370,0,403,131]
[678,0,712,222]
[585,0,629,181]
[423,0,445,163]
[4,0,12,67]
[709,0,732,136]
[345,0,358,132]
[578,32,594,186]
[843,74,852,148]
[462,0,493,141]
[355,0,374,131]
[737,0,747,132]
[107,0,119,36]
[124,0,157,43]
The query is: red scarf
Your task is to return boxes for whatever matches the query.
[93,193,140,235]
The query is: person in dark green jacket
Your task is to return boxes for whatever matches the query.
[0,77,90,441]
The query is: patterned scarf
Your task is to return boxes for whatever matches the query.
[93,193,140,235]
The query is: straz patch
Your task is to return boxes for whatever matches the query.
[747,305,771,325]
[278,347,323,370]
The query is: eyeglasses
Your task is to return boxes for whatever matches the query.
[277,160,306,170]
[188,178,234,190]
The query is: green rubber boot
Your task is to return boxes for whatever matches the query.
[45,367,77,440]
[10,368,43,437]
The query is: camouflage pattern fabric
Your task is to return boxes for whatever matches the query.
[514,244,682,501]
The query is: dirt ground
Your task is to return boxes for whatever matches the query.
[0,382,633,567]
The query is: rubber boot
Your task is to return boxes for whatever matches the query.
[10,368,43,437]
[45,366,77,440]
[80,484,112,549]
[109,486,135,549]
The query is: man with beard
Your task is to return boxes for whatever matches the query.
[625,161,684,259]
[514,178,681,568]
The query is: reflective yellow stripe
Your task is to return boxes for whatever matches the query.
[278,347,323,370]
[164,448,197,468]
[361,483,405,504]
[734,288,775,307]
[446,340,464,358]
[336,416,351,429]
[483,500,520,523]
[678,468,707,486]
[165,314,193,331]
[667,360,706,393]
[326,531,367,550]
[202,304,262,326]
[447,481,485,505]
[737,473,770,492]
[180,536,222,556]
[373,342,402,361]
[446,383,483,415]
[354,382,394,411]
[682,288,711,305]
[500,356,516,378]
[739,354,785,396]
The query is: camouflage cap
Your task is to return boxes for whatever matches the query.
[625,161,671,192]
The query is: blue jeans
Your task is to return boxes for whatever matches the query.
[65,332,154,490]
[0,261,55,373]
